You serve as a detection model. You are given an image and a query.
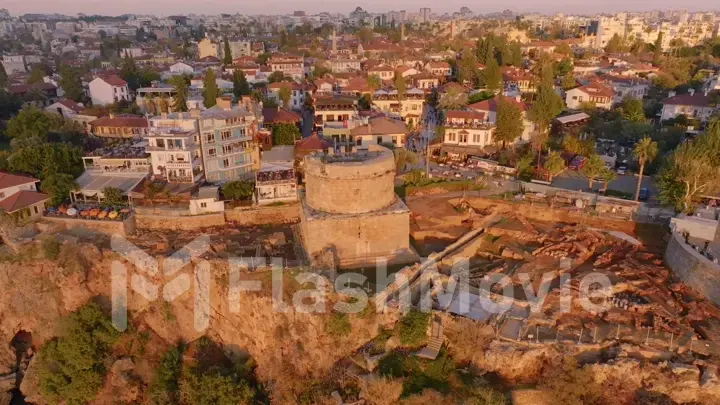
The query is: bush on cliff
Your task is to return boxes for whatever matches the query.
[37,302,121,405]
[397,310,430,347]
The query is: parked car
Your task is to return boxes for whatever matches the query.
[569,155,587,170]
[616,166,627,175]
[638,187,649,201]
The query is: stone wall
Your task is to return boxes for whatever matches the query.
[225,204,300,226]
[42,215,136,236]
[135,212,226,230]
[665,232,720,306]
[300,204,411,267]
[304,146,396,214]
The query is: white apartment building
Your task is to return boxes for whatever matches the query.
[468,95,533,143]
[1,55,26,74]
[198,97,262,182]
[88,75,131,106]
[146,113,204,183]
[661,90,717,122]
[266,81,306,110]
[442,110,495,157]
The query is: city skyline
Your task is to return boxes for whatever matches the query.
[3,1,719,18]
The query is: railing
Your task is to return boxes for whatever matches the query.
[86,166,150,173]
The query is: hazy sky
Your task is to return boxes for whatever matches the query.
[3,0,719,17]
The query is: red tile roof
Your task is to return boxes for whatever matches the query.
[663,93,710,107]
[468,95,528,112]
[90,114,148,128]
[350,116,406,135]
[98,75,127,87]
[574,83,615,99]
[295,133,332,150]
[56,99,84,113]
[0,172,39,189]
[445,110,486,120]
[263,107,302,124]
[8,82,57,94]
[267,81,302,91]
[0,190,49,213]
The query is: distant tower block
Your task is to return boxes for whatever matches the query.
[450,21,456,38]
[332,28,337,54]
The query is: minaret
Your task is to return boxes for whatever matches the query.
[400,23,405,41]
[332,27,337,54]
[450,21,455,38]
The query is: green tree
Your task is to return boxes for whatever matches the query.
[394,72,406,102]
[553,58,573,77]
[6,107,61,139]
[555,43,572,56]
[148,346,183,405]
[222,36,232,65]
[59,65,85,102]
[653,31,664,66]
[101,186,124,207]
[119,54,140,91]
[358,27,373,43]
[271,122,300,145]
[508,41,523,67]
[457,49,480,85]
[393,148,418,172]
[482,56,502,93]
[528,58,564,168]
[493,97,524,147]
[202,69,219,108]
[180,368,255,405]
[599,168,617,191]
[221,180,255,200]
[232,70,250,98]
[37,303,120,405]
[267,71,286,83]
[438,86,468,110]
[277,86,291,108]
[169,75,189,112]
[619,98,646,122]
[26,64,46,84]
[0,62,8,88]
[543,151,565,182]
[604,33,624,53]
[561,72,577,90]
[584,154,604,189]
[41,173,78,206]
[8,137,83,180]
[632,136,658,201]
[366,74,382,91]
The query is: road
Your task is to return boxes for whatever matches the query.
[553,169,658,201]
[301,108,314,138]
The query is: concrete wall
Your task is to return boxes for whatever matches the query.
[135,212,226,230]
[42,215,135,236]
[225,204,300,226]
[665,232,720,306]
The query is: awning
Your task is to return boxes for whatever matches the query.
[74,171,148,198]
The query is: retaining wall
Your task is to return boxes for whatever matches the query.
[225,204,300,226]
[135,212,226,230]
[665,232,720,306]
[42,215,136,236]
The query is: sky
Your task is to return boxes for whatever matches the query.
[3,0,719,17]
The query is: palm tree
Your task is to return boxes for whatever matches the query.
[599,168,617,192]
[584,154,605,190]
[632,136,658,201]
[544,151,565,182]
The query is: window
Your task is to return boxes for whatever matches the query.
[472,133,481,143]
[205,133,215,143]
[200,202,207,208]
[356,137,362,146]
[33,206,39,214]
[222,145,234,154]
[221,131,231,140]
[208,148,216,157]
[222,158,229,168]
[392,136,397,144]
[377,136,383,144]
[459,133,468,143]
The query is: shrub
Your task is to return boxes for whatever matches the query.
[148,345,183,405]
[180,368,255,405]
[221,180,255,200]
[378,352,407,378]
[37,303,121,405]
[326,312,351,337]
[397,310,430,347]
[43,237,60,260]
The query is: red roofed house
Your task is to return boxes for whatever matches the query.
[565,83,615,110]
[266,81,306,111]
[661,90,717,122]
[501,67,535,93]
[8,82,59,108]
[88,75,131,106]
[0,172,49,222]
[424,61,451,77]
[442,110,496,157]
[468,95,534,143]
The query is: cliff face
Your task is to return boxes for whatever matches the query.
[0,241,395,403]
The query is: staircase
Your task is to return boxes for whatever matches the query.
[416,315,444,360]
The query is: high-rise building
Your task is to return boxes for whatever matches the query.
[420,8,431,23]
